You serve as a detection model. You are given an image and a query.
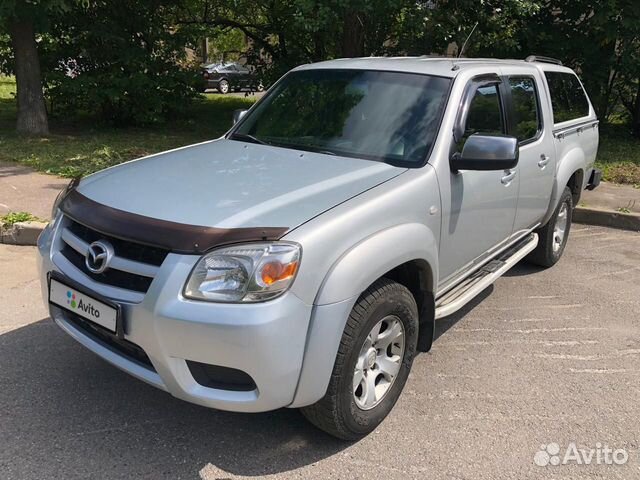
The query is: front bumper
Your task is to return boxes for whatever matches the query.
[38,222,314,413]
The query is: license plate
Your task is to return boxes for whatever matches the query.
[49,277,118,333]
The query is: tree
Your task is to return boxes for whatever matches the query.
[40,0,200,125]
[512,0,640,135]
[0,0,69,135]
[175,0,417,83]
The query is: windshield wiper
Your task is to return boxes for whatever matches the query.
[229,132,268,145]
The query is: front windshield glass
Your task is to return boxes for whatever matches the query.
[231,69,451,165]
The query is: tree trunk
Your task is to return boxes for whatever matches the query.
[9,16,49,136]
[342,10,365,58]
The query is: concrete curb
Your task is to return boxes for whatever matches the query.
[574,207,640,232]
[0,221,48,246]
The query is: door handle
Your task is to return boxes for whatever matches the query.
[501,169,516,185]
[538,154,550,168]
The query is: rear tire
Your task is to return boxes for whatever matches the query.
[527,186,573,267]
[301,278,418,440]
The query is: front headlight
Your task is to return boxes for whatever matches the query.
[184,242,301,303]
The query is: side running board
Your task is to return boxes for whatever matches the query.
[435,233,539,319]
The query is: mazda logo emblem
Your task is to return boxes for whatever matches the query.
[85,240,114,274]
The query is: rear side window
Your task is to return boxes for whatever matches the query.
[508,77,541,142]
[544,72,590,123]
[464,84,504,138]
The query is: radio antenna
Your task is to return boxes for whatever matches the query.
[458,22,479,58]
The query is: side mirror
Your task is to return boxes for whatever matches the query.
[232,109,248,125]
[451,134,519,171]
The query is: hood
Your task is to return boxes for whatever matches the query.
[78,139,405,230]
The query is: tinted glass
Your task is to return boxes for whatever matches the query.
[233,69,451,165]
[509,77,540,142]
[545,72,590,123]
[464,84,504,139]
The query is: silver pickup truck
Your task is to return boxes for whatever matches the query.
[38,56,600,440]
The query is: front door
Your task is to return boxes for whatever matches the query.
[437,78,519,286]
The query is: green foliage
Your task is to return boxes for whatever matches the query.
[0,0,73,21]
[510,0,640,133]
[33,1,202,125]
[205,28,246,63]
[0,211,40,225]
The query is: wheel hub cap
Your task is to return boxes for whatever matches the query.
[365,348,377,369]
[353,315,405,410]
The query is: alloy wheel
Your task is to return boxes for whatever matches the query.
[353,315,405,410]
[553,202,569,253]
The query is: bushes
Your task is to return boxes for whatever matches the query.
[40,0,201,125]
[46,62,199,125]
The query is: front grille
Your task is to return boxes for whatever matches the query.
[61,244,154,292]
[66,220,168,266]
[65,311,155,371]
[59,218,169,294]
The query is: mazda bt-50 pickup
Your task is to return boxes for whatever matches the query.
[38,56,600,439]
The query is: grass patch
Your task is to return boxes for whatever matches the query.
[0,76,256,177]
[595,124,640,185]
[1,211,41,226]
[1,76,640,184]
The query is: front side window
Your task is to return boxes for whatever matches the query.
[508,77,541,142]
[545,72,590,124]
[231,69,451,165]
[464,84,505,139]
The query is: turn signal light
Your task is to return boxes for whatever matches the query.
[260,261,298,286]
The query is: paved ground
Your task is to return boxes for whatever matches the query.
[0,161,67,220]
[1,225,639,479]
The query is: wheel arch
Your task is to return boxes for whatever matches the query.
[541,147,586,226]
[290,224,438,408]
[314,223,438,306]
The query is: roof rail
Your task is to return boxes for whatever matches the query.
[525,55,563,66]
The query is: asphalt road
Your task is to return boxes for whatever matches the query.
[1,225,639,479]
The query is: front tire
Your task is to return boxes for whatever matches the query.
[218,79,229,94]
[301,278,418,440]
[528,186,573,267]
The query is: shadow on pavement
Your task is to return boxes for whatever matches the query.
[0,161,34,179]
[434,285,493,342]
[503,262,545,277]
[0,319,348,479]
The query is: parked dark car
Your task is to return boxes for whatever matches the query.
[202,63,264,94]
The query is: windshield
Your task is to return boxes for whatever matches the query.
[230,69,451,165]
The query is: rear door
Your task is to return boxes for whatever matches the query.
[236,65,251,88]
[225,65,239,88]
[504,72,556,233]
